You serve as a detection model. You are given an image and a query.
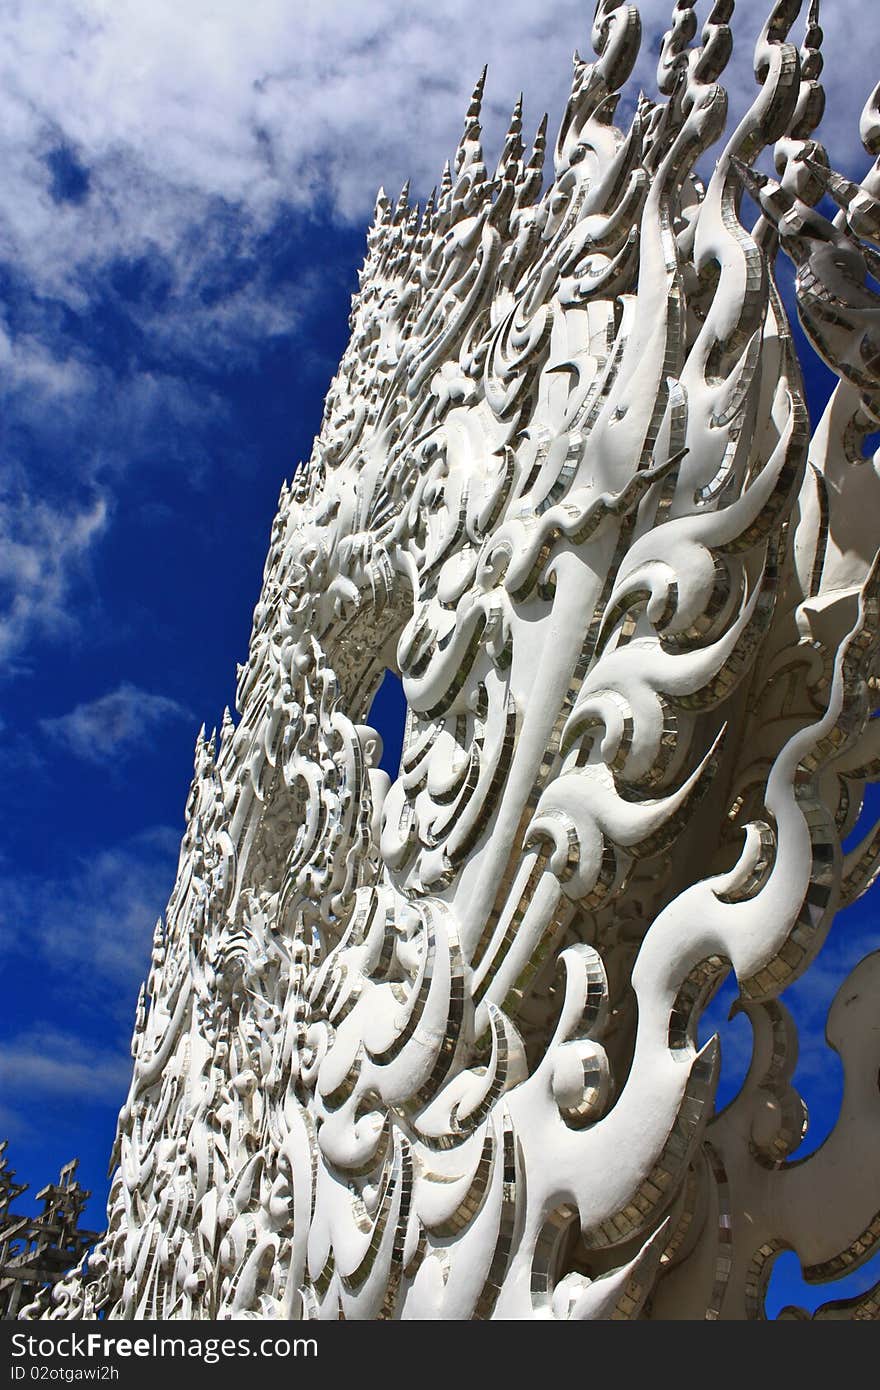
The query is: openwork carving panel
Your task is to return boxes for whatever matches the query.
[29,0,880,1320]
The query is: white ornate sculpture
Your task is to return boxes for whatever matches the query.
[27,0,880,1321]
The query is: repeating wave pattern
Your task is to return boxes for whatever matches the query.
[28,0,880,1321]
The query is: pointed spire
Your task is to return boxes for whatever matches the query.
[392,179,411,224]
[800,154,880,241]
[729,157,800,233]
[530,112,548,166]
[467,65,487,120]
[455,68,487,176]
[730,156,770,196]
[220,704,235,750]
[495,93,525,182]
[515,112,547,208]
[420,187,436,232]
[131,982,147,1053]
[412,196,434,267]
[436,159,454,229]
[373,185,391,226]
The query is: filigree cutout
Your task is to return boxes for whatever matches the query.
[28,0,880,1322]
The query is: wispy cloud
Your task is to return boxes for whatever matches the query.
[0,492,107,667]
[0,825,180,1014]
[0,0,873,303]
[0,1028,132,1102]
[1,1,875,671]
[40,683,192,764]
[0,1101,31,1141]
[0,1028,133,1184]
[0,825,180,1185]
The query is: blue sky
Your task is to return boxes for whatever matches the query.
[1,0,878,1317]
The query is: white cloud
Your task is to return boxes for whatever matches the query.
[0,322,92,397]
[0,1,874,302]
[0,823,180,1165]
[0,1,876,667]
[0,825,180,1010]
[40,683,192,763]
[0,1028,133,1102]
[0,492,107,666]
[0,1101,31,1140]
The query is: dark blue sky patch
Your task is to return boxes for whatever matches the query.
[108,252,174,310]
[45,144,91,205]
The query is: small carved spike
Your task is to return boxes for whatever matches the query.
[531,111,548,159]
[420,188,436,234]
[392,180,411,225]
[467,64,487,120]
[515,112,547,208]
[220,705,235,749]
[454,67,488,176]
[374,186,391,227]
[495,94,525,183]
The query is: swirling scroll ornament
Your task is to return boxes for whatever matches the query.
[29,0,880,1321]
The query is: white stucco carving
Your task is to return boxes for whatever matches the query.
[28,0,880,1320]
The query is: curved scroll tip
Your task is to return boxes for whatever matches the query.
[860,81,880,157]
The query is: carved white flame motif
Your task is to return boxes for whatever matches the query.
[28,0,880,1321]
